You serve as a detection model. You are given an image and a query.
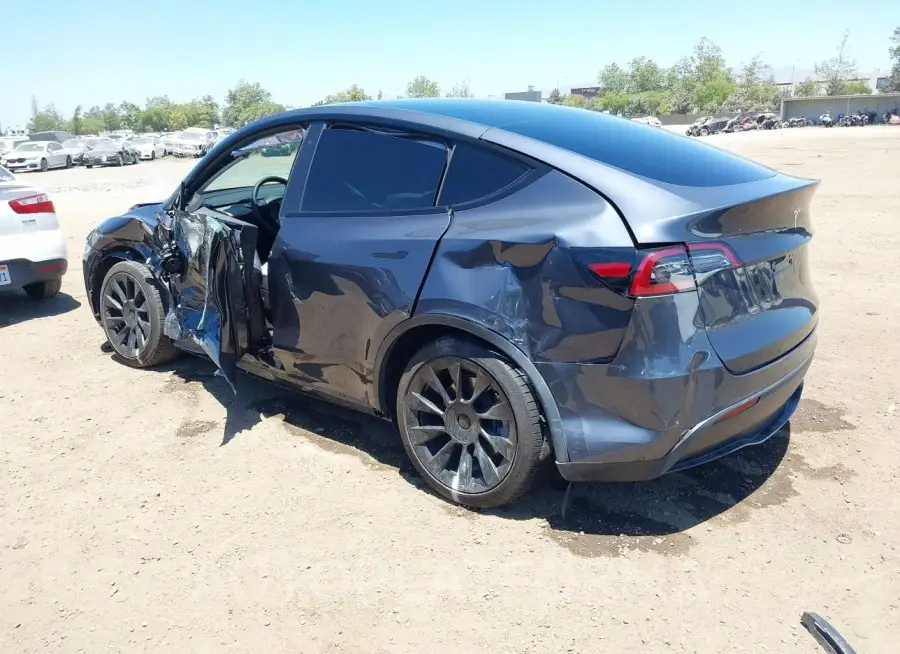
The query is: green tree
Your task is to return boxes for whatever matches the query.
[884,26,900,92]
[446,80,473,98]
[595,91,630,114]
[119,101,142,130]
[561,94,589,109]
[101,103,122,131]
[139,106,169,132]
[846,79,872,94]
[598,63,629,94]
[70,105,84,135]
[168,109,189,130]
[815,31,858,96]
[406,75,440,98]
[689,38,736,112]
[194,95,220,127]
[222,80,272,127]
[722,54,779,110]
[241,101,286,123]
[312,84,372,106]
[628,57,665,93]
[27,104,65,132]
[794,77,821,97]
[548,87,561,104]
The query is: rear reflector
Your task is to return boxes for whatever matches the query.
[585,242,740,297]
[9,193,55,215]
[715,396,760,423]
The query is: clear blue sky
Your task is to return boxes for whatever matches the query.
[2,0,896,127]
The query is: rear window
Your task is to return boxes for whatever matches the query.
[438,142,530,206]
[504,111,775,187]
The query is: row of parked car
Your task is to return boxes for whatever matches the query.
[0,126,236,173]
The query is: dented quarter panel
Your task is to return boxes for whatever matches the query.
[416,169,635,364]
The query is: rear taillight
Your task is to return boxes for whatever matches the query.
[586,242,739,297]
[9,193,55,214]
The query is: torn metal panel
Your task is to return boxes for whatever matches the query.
[163,210,249,392]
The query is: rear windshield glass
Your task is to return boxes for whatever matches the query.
[503,110,776,187]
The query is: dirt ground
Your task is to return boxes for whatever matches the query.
[2,127,898,653]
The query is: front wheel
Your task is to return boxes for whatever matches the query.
[99,260,179,368]
[24,279,61,299]
[151,151,156,160]
[65,156,72,169]
[40,158,48,172]
[396,336,546,509]
[115,154,123,166]
[699,128,709,136]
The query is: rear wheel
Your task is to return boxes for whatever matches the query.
[24,279,61,299]
[99,260,178,368]
[699,127,710,136]
[396,336,545,509]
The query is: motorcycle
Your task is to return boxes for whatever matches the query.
[820,113,834,128]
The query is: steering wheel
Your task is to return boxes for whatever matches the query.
[252,176,288,207]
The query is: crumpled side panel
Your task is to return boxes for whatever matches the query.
[163,212,232,386]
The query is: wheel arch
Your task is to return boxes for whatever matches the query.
[87,246,149,318]
[373,313,568,463]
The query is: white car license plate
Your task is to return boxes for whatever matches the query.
[22,218,38,232]
[0,265,11,286]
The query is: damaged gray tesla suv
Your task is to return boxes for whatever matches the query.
[82,100,818,508]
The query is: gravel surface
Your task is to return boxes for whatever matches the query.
[1,128,898,653]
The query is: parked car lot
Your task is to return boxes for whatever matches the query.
[1,127,898,653]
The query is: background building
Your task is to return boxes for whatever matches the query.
[780,92,900,120]
[503,86,542,102]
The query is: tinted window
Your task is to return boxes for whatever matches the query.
[302,128,447,212]
[503,109,775,187]
[438,142,529,206]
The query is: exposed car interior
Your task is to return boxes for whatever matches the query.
[184,127,304,323]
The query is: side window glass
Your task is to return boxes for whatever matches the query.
[48,142,60,151]
[301,128,447,213]
[438,142,530,206]
[202,128,304,192]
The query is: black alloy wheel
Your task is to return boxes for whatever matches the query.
[396,337,545,508]
[99,260,178,367]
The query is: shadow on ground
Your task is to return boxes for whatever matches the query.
[0,291,81,328]
[155,354,851,555]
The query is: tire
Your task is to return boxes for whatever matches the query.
[396,336,545,509]
[699,128,709,136]
[99,260,179,368]
[151,151,156,160]
[65,156,72,169]
[86,164,93,169]
[24,279,61,299]
[40,158,48,172]
[132,153,139,164]
[115,154,123,166]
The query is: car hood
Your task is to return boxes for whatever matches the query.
[8,151,43,158]
[89,146,119,154]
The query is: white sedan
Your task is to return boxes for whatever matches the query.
[0,164,67,298]
[0,141,72,172]
[131,136,168,160]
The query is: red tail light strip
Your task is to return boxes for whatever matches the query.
[9,193,56,215]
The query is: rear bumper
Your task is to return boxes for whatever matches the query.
[556,376,805,482]
[537,292,817,482]
[0,258,68,289]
